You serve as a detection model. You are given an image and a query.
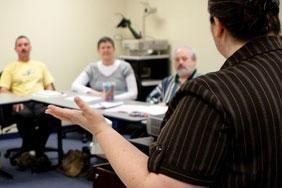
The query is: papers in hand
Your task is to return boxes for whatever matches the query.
[105,104,168,116]
[90,101,124,109]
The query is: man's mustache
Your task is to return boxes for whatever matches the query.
[177,65,185,69]
[21,49,27,53]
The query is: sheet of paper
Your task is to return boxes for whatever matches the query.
[90,103,103,109]
[105,104,168,115]
[32,90,63,98]
[100,101,124,108]
[65,95,101,102]
[89,101,124,109]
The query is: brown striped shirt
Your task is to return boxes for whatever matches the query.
[148,36,282,188]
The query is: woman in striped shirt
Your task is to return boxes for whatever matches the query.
[46,0,282,187]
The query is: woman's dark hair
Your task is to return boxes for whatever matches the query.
[208,0,281,40]
[97,36,115,49]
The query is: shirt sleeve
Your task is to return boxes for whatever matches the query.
[148,88,230,186]
[146,81,164,103]
[115,63,138,100]
[0,65,12,89]
[42,64,54,87]
[71,65,93,94]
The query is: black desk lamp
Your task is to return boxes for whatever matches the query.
[117,17,142,39]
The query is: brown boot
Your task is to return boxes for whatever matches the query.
[31,154,51,173]
[15,152,36,171]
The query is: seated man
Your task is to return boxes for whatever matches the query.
[147,46,200,104]
[0,35,56,170]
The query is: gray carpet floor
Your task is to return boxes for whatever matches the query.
[0,133,94,188]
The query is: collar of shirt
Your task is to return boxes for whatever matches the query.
[221,36,282,70]
[97,60,121,77]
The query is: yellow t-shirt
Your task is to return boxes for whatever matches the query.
[0,60,54,96]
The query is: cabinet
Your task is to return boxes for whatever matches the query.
[92,164,126,188]
[120,55,170,101]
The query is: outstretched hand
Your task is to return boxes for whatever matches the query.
[45,96,110,136]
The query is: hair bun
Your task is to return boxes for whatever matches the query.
[245,0,279,15]
[264,0,279,15]
[208,0,281,40]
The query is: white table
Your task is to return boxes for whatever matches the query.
[0,93,30,105]
[1,91,167,124]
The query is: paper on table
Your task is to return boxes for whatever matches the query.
[105,104,168,116]
[32,90,62,98]
[90,101,124,109]
[65,95,101,102]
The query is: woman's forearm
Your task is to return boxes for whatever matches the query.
[95,126,149,188]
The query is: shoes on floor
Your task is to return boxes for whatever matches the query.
[14,152,36,171]
[9,152,22,166]
[10,151,52,173]
[31,154,52,173]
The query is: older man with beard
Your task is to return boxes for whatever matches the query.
[147,46,200,105]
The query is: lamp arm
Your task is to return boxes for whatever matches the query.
[128,25,142,39]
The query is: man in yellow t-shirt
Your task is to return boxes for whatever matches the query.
[0,60,54,96]
[0,35,57,171]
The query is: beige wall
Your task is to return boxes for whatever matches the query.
[123,0,224,74]
[0,0,282,90]
[0,0,125,90]
[123,0,282,74]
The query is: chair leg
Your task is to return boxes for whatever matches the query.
[56,122,63,164]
